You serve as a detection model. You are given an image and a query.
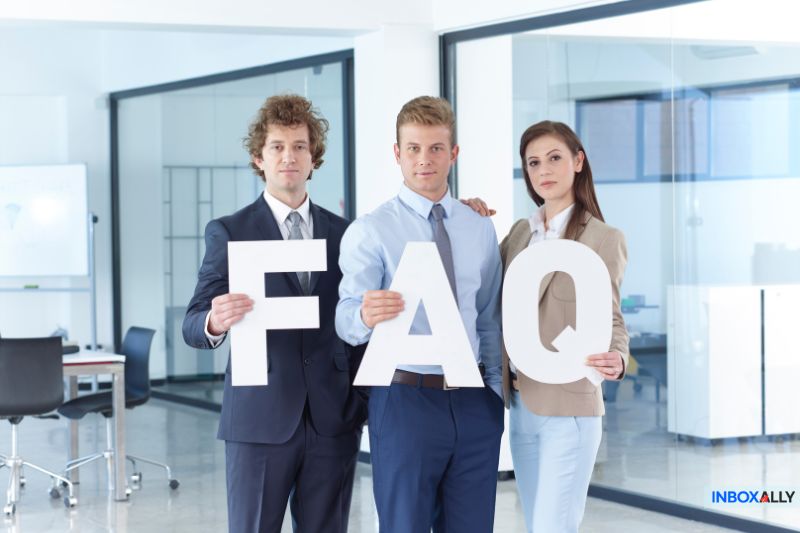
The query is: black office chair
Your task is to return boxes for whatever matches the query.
[0,337,77,516]
[58,327,178,490]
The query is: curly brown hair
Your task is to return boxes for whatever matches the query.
[244,94,329,181]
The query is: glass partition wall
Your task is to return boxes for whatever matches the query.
[447,1,800,530]
[112,51,353,405]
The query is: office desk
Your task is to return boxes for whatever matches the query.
[62,352,128,501]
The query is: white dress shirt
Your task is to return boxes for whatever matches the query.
[204,190,313,344]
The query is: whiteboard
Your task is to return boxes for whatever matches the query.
[0,164,88,277]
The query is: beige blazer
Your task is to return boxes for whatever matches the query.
[500,211,629,417]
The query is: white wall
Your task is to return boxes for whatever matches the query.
[0,0,432,33]
[353,24,439,215]
[101,31,352,92]
[0,28,110,343]
[433,0,614,31]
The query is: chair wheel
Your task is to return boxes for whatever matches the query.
[125,487,132,497]
[169,479,179,490]
[64,496,77,509]
[49,487,61,499]
[131,472,142,484]
[3,503,15,516]
[60,480,69,488]
[19,476,26,488]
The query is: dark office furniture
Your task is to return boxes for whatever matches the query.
[0,337,77,516]
[58,327,179,490]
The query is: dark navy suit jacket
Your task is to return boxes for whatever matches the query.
[182,196,367,444]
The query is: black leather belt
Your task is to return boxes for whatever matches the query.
[509,370,520,391]
[392,364,485,391]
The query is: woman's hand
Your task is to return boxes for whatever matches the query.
[459,197,496,217]
[586,351,624,380]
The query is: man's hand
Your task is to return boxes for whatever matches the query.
[459,197,496,217]
[360,290,404,329]
[208,293,254,336]
[586,351,624,380]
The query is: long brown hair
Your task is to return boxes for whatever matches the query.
[519,120,604,240]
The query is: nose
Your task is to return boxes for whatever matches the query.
[417,149,435,165]
[538,161,552,176]
[282,148,297,163]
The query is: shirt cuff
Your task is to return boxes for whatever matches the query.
[204,311,226,348]
[348,305,373,345]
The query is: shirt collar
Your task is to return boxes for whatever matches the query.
[528,203,574,236]
[398,182,454,220]
[262,189,311,226]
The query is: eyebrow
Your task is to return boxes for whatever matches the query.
[527,148,562,160]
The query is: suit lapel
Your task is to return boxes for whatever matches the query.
[537,210,592,303]
[254,196,304,295]
[309,201,329,295]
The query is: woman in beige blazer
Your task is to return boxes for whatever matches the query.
[468,120,628,532]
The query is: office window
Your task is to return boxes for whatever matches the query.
[446,1,800,529]
[113,51,354,404]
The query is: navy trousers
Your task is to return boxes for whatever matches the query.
[368,382,504,533]
[224,411,360,533]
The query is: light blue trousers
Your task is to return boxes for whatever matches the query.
[508,390,603,533]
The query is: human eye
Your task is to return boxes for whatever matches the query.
[551,154,561,162]
[528,159,539,167]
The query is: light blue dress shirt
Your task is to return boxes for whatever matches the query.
[335,183,503,398]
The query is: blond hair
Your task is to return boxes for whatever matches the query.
[395,96,456,145]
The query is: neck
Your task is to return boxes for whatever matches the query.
[266,186,307,210]
[543,199,574,230]
[405,181,448,203]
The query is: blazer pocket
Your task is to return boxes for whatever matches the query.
[333,353,349,372]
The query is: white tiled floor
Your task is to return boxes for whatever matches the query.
[0,399,751,532]
[155,378,800,532]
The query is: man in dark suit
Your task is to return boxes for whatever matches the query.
[182,94,366,533]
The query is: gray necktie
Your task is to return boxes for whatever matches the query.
[287,211,310,294]
[429,204,458,302]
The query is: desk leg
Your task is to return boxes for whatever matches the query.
[112,369,128,501]
[68,376,79,484]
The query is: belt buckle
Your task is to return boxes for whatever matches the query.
[442,377,459,391]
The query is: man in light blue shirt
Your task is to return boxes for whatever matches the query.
[336,96,504,533]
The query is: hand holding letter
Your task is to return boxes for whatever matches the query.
[585,351,624,380]
[360,290,404,328]
[209,293,254,335]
